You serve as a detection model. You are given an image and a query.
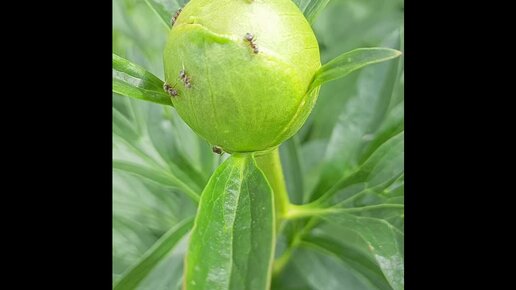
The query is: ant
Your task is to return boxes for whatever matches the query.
[171,8,182,26]
[163,83,179,97]
[179,69,192,88]
[244,33,259,54]
[212,146,223,155]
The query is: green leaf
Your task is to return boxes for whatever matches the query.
[290,244,392,290]
[145,105,214,187]
[304,0,332,24]
[280,137,304,204]
[312,131,404,205]
[113,169,197,282]
[113,160,200,203]
[114,218,194,290]
[144,0,176,30]
[184,154,275,290]
[321,214,404,290]
[291,0,310,11]
[112,95,217,204]
[290,0,329,24]
[298,139,327,202]
[309,48,401,92]
[113,53,173,106]
[301,236,393,290]
[309,31,403,200]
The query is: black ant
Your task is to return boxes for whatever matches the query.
[179,69,192,88]
[163,83,179,97]
[171,8,182,26]
[212,146,223,155]
[244,33,259,54]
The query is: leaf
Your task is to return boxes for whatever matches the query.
[114,218,194,290]
[113,94,213,284]
[112,94,217,204]
[290,246,387,290]
[290,0,329,24]
[312,131,404,205]
[309,48,401,92]
[321,214,404,290]
[113,160,200,203]
[280,137,304,204]
[113,216,158,278]
[290,0,311,12]
[304,0,332,24]
[309,32,403,199]
[298,139,327,202]
[144,0,176,30]
[136,235,188,290]
[113,53,173,106]
[113,169,197,283]
[301,237,393,290]
[271,251,313,290]
[145,105,214,187]
[184,155,275,290]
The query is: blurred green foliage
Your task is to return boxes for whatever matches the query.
[113,0,403,289]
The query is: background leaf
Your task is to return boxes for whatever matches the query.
[319,214,404,290]
[112,1,217,288]
[184,155,275,290]
[291,0,331,24]
[280,137,304,204]
[113,53,173,106]
[307,28,403,201]
[304,0,332,24]
[114,218,194,290]
[274,1,404,289]
[311,131,404,205]
[143,0,180,30]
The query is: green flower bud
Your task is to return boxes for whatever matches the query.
[163,0,320,153]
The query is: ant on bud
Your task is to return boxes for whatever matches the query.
[171,8,182,26]
[163,83,179,97]
[179,69,192,88]
[244,33,259,54]
[212,146,223,155]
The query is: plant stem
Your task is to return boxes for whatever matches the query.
[272,243,296,276]
[255,148,290,226]
[284,203,404,220]
[272,218,318,277]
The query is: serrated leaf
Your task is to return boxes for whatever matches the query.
[113,53,173,106]
[309,48,401,92]
[184,155,275,290]
[321,214,404,290]
[114,218,194,290]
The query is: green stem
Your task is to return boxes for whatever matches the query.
[272,218,318,277]
[272,243,296,276]
[255,148,290,227]
[273,203,404,277]
[284,203,404,220]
